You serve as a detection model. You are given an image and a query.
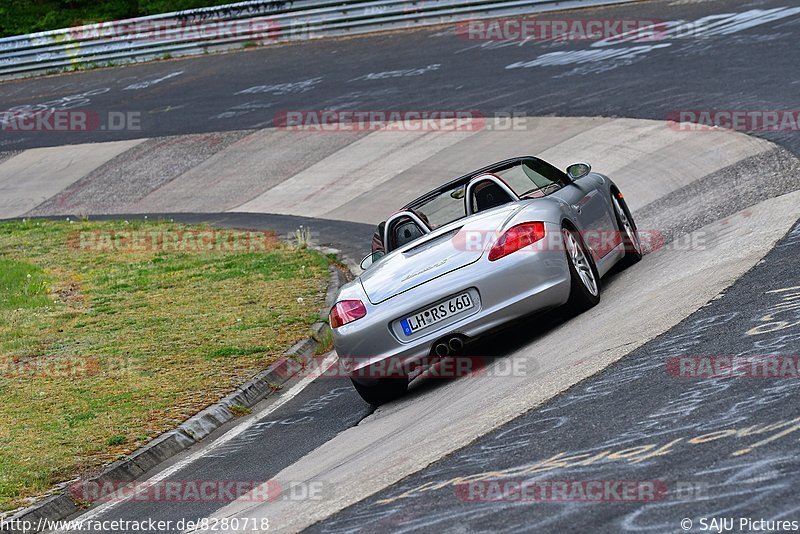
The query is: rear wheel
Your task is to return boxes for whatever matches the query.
[562,226,600,313]
[611,192,642,269]
[351,376,408,405]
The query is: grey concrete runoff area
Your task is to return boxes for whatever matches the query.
[1,0,800,532]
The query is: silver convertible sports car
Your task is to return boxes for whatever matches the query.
[329,156,642,404]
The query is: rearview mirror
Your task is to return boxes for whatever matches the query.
[566,162,591,181]
[360,250,385,270]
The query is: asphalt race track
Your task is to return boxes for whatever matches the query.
[0,0,798,154]
[312,221,800,533]
[1,0,800,532]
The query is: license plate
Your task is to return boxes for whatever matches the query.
[400,293,474,336]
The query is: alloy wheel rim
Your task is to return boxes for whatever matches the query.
[564,230,599,296]
[613,196,641,254]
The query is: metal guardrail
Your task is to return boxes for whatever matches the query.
[0,0,636,79]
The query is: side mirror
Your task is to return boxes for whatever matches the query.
[360,250,385,270]
[566,162,591,181]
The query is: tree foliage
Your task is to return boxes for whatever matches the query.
[0,0,245,37]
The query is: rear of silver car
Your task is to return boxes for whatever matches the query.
[331,204,572,386]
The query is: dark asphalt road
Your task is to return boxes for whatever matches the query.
[311,222,800,533]
[2,0,799,531]
[1,0,800,156]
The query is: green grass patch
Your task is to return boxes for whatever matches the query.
[0,259,51,310]
[0,218,331,512]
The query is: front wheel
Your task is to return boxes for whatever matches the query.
[562,226,601,314]
[351,376,407,405]
[611,192,642,269]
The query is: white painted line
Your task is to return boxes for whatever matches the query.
[51,352,339,532]
[123,71,184,91]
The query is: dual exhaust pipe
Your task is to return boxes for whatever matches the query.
[433,336,465,357]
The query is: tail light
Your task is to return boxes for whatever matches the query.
[488,222,546,261]
[329,300,367,328]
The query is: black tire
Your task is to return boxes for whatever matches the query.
[351,376,408,405]
[562,226,601,314]
[611,191,642,269]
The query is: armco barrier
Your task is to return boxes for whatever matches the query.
[0,0,637,78]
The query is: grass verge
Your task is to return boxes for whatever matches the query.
[0,218,331,512]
